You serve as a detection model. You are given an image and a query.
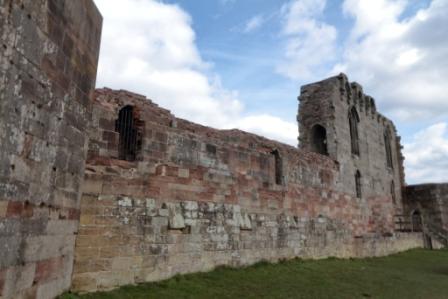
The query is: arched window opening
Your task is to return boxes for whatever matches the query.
[355,170,362,198]
[384,129,393,169]
[411,210,422,232]
[349,107,360,156]
[391,181,396,204]
[271,149,283,185]
[115,105,142,161]
[311,124,328,156]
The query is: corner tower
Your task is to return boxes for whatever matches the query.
[0,1,102,298]
[298,74,405,211]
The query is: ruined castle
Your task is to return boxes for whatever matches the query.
[1,1,447,298]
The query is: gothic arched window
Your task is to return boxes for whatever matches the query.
[384,129,393,169]
[349,107,360,156]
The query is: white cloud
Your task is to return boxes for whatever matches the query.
[335,0,448,121]
[93,0,297,145]
[403,123,448,184]
[276,0,448,183]
[243,15,265,33]
[235,115,298,145]
[277,0,337,80]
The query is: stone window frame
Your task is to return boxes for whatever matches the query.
[349,106,360,156]
[384,128,394,169]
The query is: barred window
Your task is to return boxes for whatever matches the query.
[115,105,142,161]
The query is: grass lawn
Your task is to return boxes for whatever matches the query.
[61,249,448,299]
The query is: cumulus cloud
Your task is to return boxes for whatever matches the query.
[403,123,448,184]
[243,15,265,33]
[334,0,448,121]
[277,0,337,80]
[235,115,298,145]
[93,0,297,145]
[336,0,448,184]
[277,0,448,183]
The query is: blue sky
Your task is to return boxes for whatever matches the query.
[93,0,448,184]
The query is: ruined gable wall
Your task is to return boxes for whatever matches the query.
[71,89,421,293]
[405,184,448,232]
[0,0,102,298]
[299,74,404,212]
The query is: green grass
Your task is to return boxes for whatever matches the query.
[61,249,448,299]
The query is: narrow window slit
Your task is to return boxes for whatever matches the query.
[271,149,283,185]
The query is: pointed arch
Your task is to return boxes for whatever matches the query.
[384,128,393,169]
[349,107,360,156]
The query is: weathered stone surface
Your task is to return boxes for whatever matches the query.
[2,0,445,297]
[404,183,448,247]
[0,0,102,298]
[71,87,428,294]
[299,74,404,206]
[167,203,185,229]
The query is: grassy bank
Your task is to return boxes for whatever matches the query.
[61,249,448,299]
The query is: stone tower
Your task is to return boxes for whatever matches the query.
[298,73,405,210]
[0,1,102,298]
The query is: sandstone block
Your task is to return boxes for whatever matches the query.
[167,203,185,229]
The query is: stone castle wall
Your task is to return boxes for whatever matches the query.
[0,1,435,297]
[0,0,102,298]
[71,89,421,293]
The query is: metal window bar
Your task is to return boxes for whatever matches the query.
[116,106,137,161]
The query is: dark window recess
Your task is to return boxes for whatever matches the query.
[271,149,283,185]
[206,144,217,155]
[412,210,422,232]
[349,107,360,156]
[355,170,362,198]
[311,124,328,156]
[384,129,393,169]
[115,105,142,161]
[391,181,396,204]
